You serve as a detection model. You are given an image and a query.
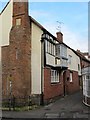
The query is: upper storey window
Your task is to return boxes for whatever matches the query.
[56,45,60,58]
[55,44,67,59]
[45,40,55,56]
[60,44,67,58]
[42,33,55,56]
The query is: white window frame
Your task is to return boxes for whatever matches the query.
[46,40,55,56]
[83,74,90,97]
[51,70,59,83]
[56,45,60,58]
[60,45,67,58]
[70,72,73,82]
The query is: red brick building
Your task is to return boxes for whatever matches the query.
[1,1,89,105]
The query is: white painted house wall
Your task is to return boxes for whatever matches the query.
[31,22,43,94]
[46,53,55,66]
[67,48,81,75]
[0,1,13,46]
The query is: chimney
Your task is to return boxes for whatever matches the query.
[13,0,29,27]
[56,32,63,43]
[77,49,80,53]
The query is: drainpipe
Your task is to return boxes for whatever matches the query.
[81,58,83,91]
[40,34,45,105]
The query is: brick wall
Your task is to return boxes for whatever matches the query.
[9,26,31,97]
[2,46,9,97]
[65,70,80,94]
[44,67,80,102]
[2,1,31,98]
[44,67,64,101]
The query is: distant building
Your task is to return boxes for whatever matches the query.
[82,66,90,106]
[76,50,90,89]
[0,1,89,105]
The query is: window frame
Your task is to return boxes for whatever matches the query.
[51,70,59,83]
[70,72,73,82]
[16,18,21,26]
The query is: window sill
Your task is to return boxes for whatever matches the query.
[51,82,60,85]
[70,81,73,84]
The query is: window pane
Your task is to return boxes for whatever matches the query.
[70,72,73,82]
[51,70,59,83]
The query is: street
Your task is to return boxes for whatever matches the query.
[2,90,90,119]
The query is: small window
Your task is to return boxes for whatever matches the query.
[78,64,80,71]
[16,18,21,26]
[70,72,73,82]
[51,70,59,83]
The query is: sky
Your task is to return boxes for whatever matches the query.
[0,0,89,52]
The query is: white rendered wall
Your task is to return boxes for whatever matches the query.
[31,23,43,94]
[0,1,13,46]
[67,48,81,75]
[46,53,55,66]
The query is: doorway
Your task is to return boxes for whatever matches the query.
[63,71,68,96]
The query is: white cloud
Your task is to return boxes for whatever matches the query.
[62,26,88,52]
[30,7,88,52]
[42,21,88,52]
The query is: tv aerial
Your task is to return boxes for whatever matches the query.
[56,21,64,32]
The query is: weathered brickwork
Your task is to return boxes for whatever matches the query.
[44,67,64,101]
[44,67,80,103]
[2,2,31,99]
[65,70,80,94]
[2,46,9,97]
[2,1,90,105]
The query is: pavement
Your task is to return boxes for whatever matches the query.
[2,90,90,119]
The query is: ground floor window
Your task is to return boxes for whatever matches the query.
[51,70,59,83]
[70,72,73,82]
[83,74,90,97]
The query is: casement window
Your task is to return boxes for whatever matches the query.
[56,45,60,58]
[60,45,67,58]
[45,40,55,56]
[83,74,90,97]
[51,70,59,83]
[70,72,73,82]
[68,55,72,64]
[49,42,51,54]
[51,44,54,55]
